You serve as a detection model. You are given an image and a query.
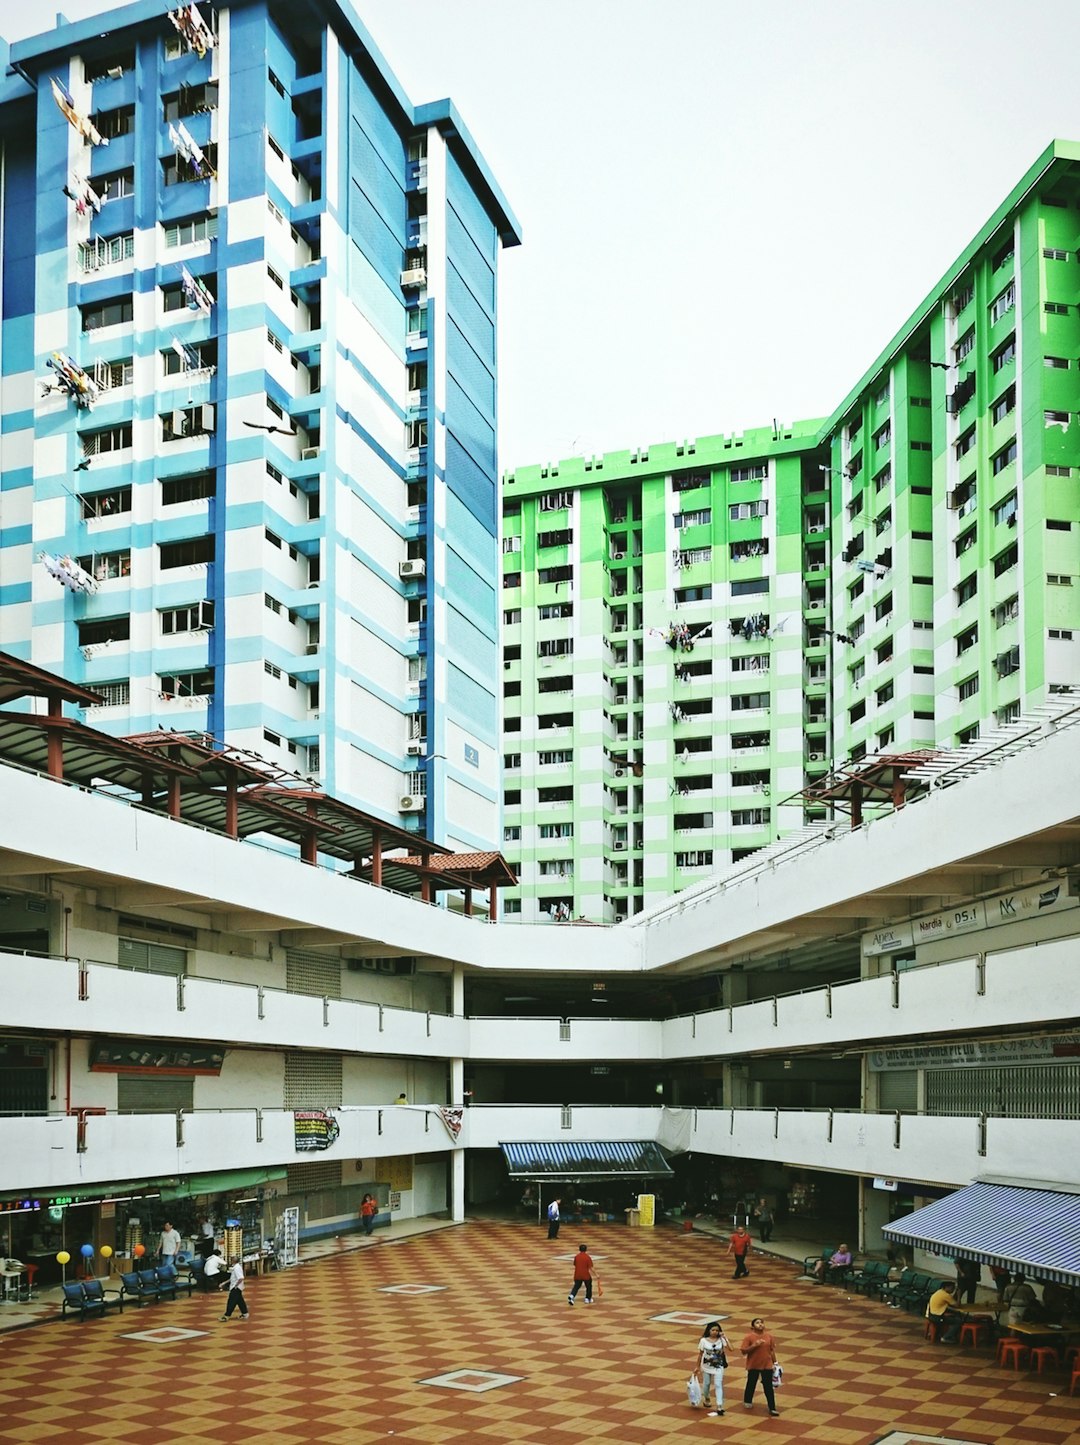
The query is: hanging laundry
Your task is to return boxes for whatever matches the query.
[44,352,99,409]
[172,337,203,372]
[168,4,216,59]
[63,174,104,215]
[180,264,214,316]
[40,552,98,594]
[52,77,108,146]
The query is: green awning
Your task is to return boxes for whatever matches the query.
[159,1167,287,1201]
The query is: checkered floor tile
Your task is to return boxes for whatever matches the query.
[0,1221,1073,1444]
[120,1325,209,1344]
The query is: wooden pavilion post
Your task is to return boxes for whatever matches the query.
[370,826,382,888]
[45,694,64,781]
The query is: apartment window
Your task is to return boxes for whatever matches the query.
[538,565,572,585]
[874,508,892,536]
[991,334,1016,371]
[675,851,713,869]
[87,680,130,708]
[994,595,1020,627]
[159,669,214,698]
[84,47,135,83]
[79,484,131,520]
[676,547,711,566]
[729,501,768,520]
[1047,518,1073,531]
[539,860,574,878]
[675,585,712,604]
[849,700,866,723]
[991,386,1016,424]
[911,440,931,452]
[955,574,977,606]
[164,214,219,247]
[538,749,573,766]
[731,464,766,482]
[1047,574,1072,586]
[78,231,134,272]
[954,327,975,362]
[874,592,893,620]
[951,475,976,516]
[732,692,769,711]
[502,572,521,589]
[538,638,573,659]
[501,536,520,554]
[267,265,284,290]
[847,415,862,441]
[503,609,521,625]
[731,654,768,673]
[1049,628,1074,640]
[539,823,573,840]
[80,423,132,457]
[1043,247,1070,261]
[538,786,573,804]
[849,577,864,602]
[989,282,1015,323]
[503,825,521,842]
[162,405,215,441]
[163,339,217,376]
[877,726,895,749]
[163,82,218,121]
[503,753,521,770]
[952,282,974,312]
[161,600,214,634]
[850,660,865,685]
[996,701,1021,726]
[1045,356,1070,369]
[538,490,572,512]
[538,603,573,620]
[873,423,891,449]
[732,808,770,827]
[161,471,215,505]
[97,168,136,201]
[992,237,1015,270]
[537,529,572,548]
[81,297,133,331]
[730,540,768,562]
[874,466,892,493]
[875,637,894,665]
[992,493,1017,527]
[911,396,930,408]
[674,508,711,529]
[956,623,978,656]
[955,526,977,557]
[993,543,1018,577]
[159,536,214,568]
[1045,410,1071,429]
[850,617,865,640]
[77,615,130,647]
[995,646,1020,678]
[673,469,710,491]
[503,681,521,698]
[955,426,976,459]
[876,680,894,705]
[1045,301,1070,316]
[163,143,218,187]
[77,549,130,580]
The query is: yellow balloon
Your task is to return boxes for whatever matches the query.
[100,1245,113,1258]
[56,1251,70,1265]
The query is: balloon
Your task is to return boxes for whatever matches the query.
[133,1243,145,1258]
[56,1251,70,1265]
[79,1244,94,1259]
[100,1245,113,1259]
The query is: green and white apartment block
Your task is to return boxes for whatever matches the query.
[501,141,1080,924]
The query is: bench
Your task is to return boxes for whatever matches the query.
[850,1259,891,1298]
[61,1279,123,1320]
[801,1246,835,1277]
[156,1263,195,1298]
[881,1267,918,1307]
[119,1269,173,1306]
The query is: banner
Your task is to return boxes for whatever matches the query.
[293,1110,340,1152]
[869,1032,1080,1072]
[437,1106,463,1142]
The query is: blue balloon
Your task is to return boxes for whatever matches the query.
[79,1244,94,1258]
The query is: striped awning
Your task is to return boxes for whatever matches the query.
[882,1181,1080,1286]
[500,1141,673,1180]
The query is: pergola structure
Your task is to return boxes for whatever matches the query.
[0,650,516,918]
[798,751,938,828]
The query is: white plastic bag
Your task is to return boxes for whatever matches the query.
[772,1363,783,1389]
[687,1374,703,1407]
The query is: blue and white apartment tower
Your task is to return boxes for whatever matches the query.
[0,0,519,853]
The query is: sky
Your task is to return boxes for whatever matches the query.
[4,0,1080,469]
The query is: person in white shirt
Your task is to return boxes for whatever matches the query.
[158,1222,182,1266]
[220,1257,249,1321]
[202,1249,226,1292]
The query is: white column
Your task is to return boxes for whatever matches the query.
[451,1146,465,1222]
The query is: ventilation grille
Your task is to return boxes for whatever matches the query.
[285,948,341,1000]
[283,1052,342,1109]
[286,1160,342,1193]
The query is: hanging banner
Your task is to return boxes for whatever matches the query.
[869,1032,1080,1072]
[293,1110,340,1152]
[437,1107,464,1142]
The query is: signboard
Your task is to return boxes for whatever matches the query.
[873,1178,899,1191]
[388,1190,402,1212]
[870,1032,1080,1072]
[293,1110,340,1152]
[863,878,1077,957]
[636,1193,655,1227]
[90,1039,224,1075]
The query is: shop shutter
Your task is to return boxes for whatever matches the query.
[926,1062,1080,1119]
[117,1073,194,1112]
[118,937,186,976]
[285,948,341,1000]
[285,1160,343,1194]
[283,1052,342,1109]
[877,1069,918,1113]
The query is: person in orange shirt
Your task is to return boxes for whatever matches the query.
[739,1316,780,1415]
[727,1225,752,1278]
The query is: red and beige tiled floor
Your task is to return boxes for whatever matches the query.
[0,1221,1076,1444]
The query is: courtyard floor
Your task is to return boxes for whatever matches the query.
[0,1219,1076,1444]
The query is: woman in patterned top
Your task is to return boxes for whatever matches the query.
[694,1320,730,1416]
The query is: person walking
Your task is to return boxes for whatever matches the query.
[158,1220,182,1268]
[694,1320,730,1416]
[360,1193,378,1236]
[740,1316,780,1415]
[567,1243,594,1305]
[753,1197,774,1243]
[220,1256,249,1322]
[547,1197,561,1240]
[727,1224,752,1279]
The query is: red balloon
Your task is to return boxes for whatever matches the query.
[133,1243,145,1258]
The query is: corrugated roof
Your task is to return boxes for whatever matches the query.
[500,1140,673,1179]
[882,1181,1080,1286]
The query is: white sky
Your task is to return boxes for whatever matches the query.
[5,0,1080,468]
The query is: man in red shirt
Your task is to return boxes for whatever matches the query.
[739,1317,780,1415]
[727,1225,752,1278]
[568,1243,595,1305]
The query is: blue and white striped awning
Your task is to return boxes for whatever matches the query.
[500,1140,673,1179]
[882,1181,1080,1286]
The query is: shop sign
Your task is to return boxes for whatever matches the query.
[90,1038,224,1075]
[864,923,914,955]
[863,878,1077,957]
[0,1199,41,1212]
[873,1178,899,1191]
[293,1110,340,1152]
[388,1190,401,1212]
[869,1031,1080,1072]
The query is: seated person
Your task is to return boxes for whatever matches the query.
[1003,1273,1038,1325]
[813,1243,852,1282]
[926,1282,961,1342]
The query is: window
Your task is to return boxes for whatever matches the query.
[876,680,894,705]
[163,213,219,247]
[874,592,893,620]
[1047,466,1073,477]
[955,426,976,459]
[994,594,1020,627]
[729,501,768,520]
[731,464,766,482]
[503,789,520,805]
[538,565,572,585]
[875,638,893,664]
[77,549,130,580]
[874,508,892,536]
[538,490,572,512]
[1045,356,1070,369]
[159,536,214,568]
[996,701,1021,726]
[163,82,218,121]
[502,572,520,589]
[161,600,214,634]
[80,423,132,456]
[501,536,520,554]
[162,471,215,505]
[1045,302,1070,316]
[538,786,573,804]
[538,603,573,620]
[874,466,892,492]
[1047,518,1073,531]
[1045,410,1071,429]
[731,654,768,673]
[952,282,974,312]
[676,547,711,566]
[850,660,865,685]
[732,692,769,711]
[956,623,978,656]
[674,585,712,604]
[78,232,134,272]
[81,297,133,331]
[503,681,520,698]
[849,700,866,723]
[539,822,573,840]
[503,825,521,842]
[992,237,1015,270]
[993,543,1018,577]
[79,485,131,519]
[77,615,130,646]
[162,405,215,441]
[1049,628,1074,640]
[675,851,713,869]
[90,104,135,140]
[87,679,131,708]
[538,638,572,658]
[873,423,891,449]
[503,609,521,625]
[673,469,710,491]
[539,860,574,878]
[991,334,1016,371]
[159,669,214,698]
[989,282,1015,323]
[163,339,217,375]
[911,440,931,452]
[955,526,976,557]
[163,143,218,186]
[674,508,711,529]
[84,47,135,83]
[730,540,769,561]
[537,529,572,548]
[955,574,977,606]
[732,808,770,827]
[848,577,864,602]
[538,749,573,766]
[995,646,1020,678]
[911,395,930,408]
[992,386,1016,424]
[992,493,1017,527]
[503,752,521,769]
[97,167,135,201]
[1043,247,1070,261]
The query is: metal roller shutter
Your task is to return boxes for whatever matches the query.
[118,938,186,976]
[285,948,341,1000]
[283,1052,342,1109]
[878,1069,918,1112]
[117,1073,194,1112]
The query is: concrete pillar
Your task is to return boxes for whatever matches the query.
[722,1061,750,1108]
[451,964,464,1017]
[451,1146,465,1222]
[451,1056,464,1102]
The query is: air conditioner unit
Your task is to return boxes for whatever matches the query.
[300,446,320,461]
[614,694,627,705]
[613,840,626,851]
[808,751,822,761]
[406,740,425,757]
[399,559,426,580]
[611,551,625,561]
[807,562,825,573]
[613,766,625,778]
[304,643,318,655]
[807,523,824,534]
[398,794,423,812]
[809,600,823,611]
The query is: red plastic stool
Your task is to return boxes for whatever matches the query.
[1064,1344,1080,1371]
[959,1321,989,1349]
[924,1318,941,1343]
[1068,1363,1080,1397]
[19,1264,37,1301]
[996,1338,1029,1370]
[1029,1346,1060,1374]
